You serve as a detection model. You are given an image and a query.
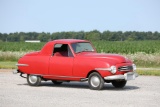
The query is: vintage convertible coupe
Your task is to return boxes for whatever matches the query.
[13,39,138,90]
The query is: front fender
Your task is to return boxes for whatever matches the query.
[73,58,112,77]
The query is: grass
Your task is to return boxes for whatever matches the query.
[122,52,160,68]
[0,61,160,76]
[0,61,17,69]
[137,69,160,76]
[0,51,27,61]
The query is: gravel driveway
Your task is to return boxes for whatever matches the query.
[0,69,160,107]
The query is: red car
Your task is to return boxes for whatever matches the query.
[13,39,138,90]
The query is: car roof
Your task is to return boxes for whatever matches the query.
[51,39,89,44]
[40,39,91,55]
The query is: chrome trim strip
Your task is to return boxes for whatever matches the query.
[118,65,133,72]
[95,68,111,71]
[80,78,88,81]
[44,75,84,78]
[16,63,29,66]
[104,75,125,80]
[119,70,130,71]
[32,74,84,79]
[104,72,138,81]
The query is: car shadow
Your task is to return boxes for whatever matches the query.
[104,84,140,91]
[17,81,140,91]
[41,82,89,89]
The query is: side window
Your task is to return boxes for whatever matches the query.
[53,44,73,57]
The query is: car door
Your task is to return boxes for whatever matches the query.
[48,44,74,76]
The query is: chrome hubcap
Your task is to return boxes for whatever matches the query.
[29,75,38,84]
[90,76,100,87]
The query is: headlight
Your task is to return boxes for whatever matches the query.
[132,64,136,71]
[110,66,117,74]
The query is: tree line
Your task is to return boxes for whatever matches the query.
[0,30,160,42]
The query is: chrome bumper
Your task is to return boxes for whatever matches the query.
[104,72,138,81]
[12,70,26,78]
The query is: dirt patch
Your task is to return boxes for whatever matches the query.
[0,69,15,72]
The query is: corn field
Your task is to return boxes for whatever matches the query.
[0,42,45,52]
[0,40,160,54]
[92,40,160,54]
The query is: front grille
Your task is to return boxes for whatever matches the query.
[118,66,133,71]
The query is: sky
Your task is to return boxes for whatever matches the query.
[0,0,160,33]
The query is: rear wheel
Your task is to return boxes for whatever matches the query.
[88,72,104,90]
[27,75,41,86]
[112,80,127,88]
[52,80,63,85]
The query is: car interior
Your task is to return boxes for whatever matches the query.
[53,44,73,57]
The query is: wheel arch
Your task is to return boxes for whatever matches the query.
[86,70,102,78]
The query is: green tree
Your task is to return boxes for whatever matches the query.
[85,30,101,41]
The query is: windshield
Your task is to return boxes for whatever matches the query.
[71,42,95,53]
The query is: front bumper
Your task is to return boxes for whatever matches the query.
[104,72,138,81]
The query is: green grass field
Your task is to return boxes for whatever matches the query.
[0,61,17,69]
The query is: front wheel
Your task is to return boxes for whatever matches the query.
[112,80,127,88]
[27,75,41,86]
[88,72,104,90]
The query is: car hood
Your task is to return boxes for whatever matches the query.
[76,52,131,64]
